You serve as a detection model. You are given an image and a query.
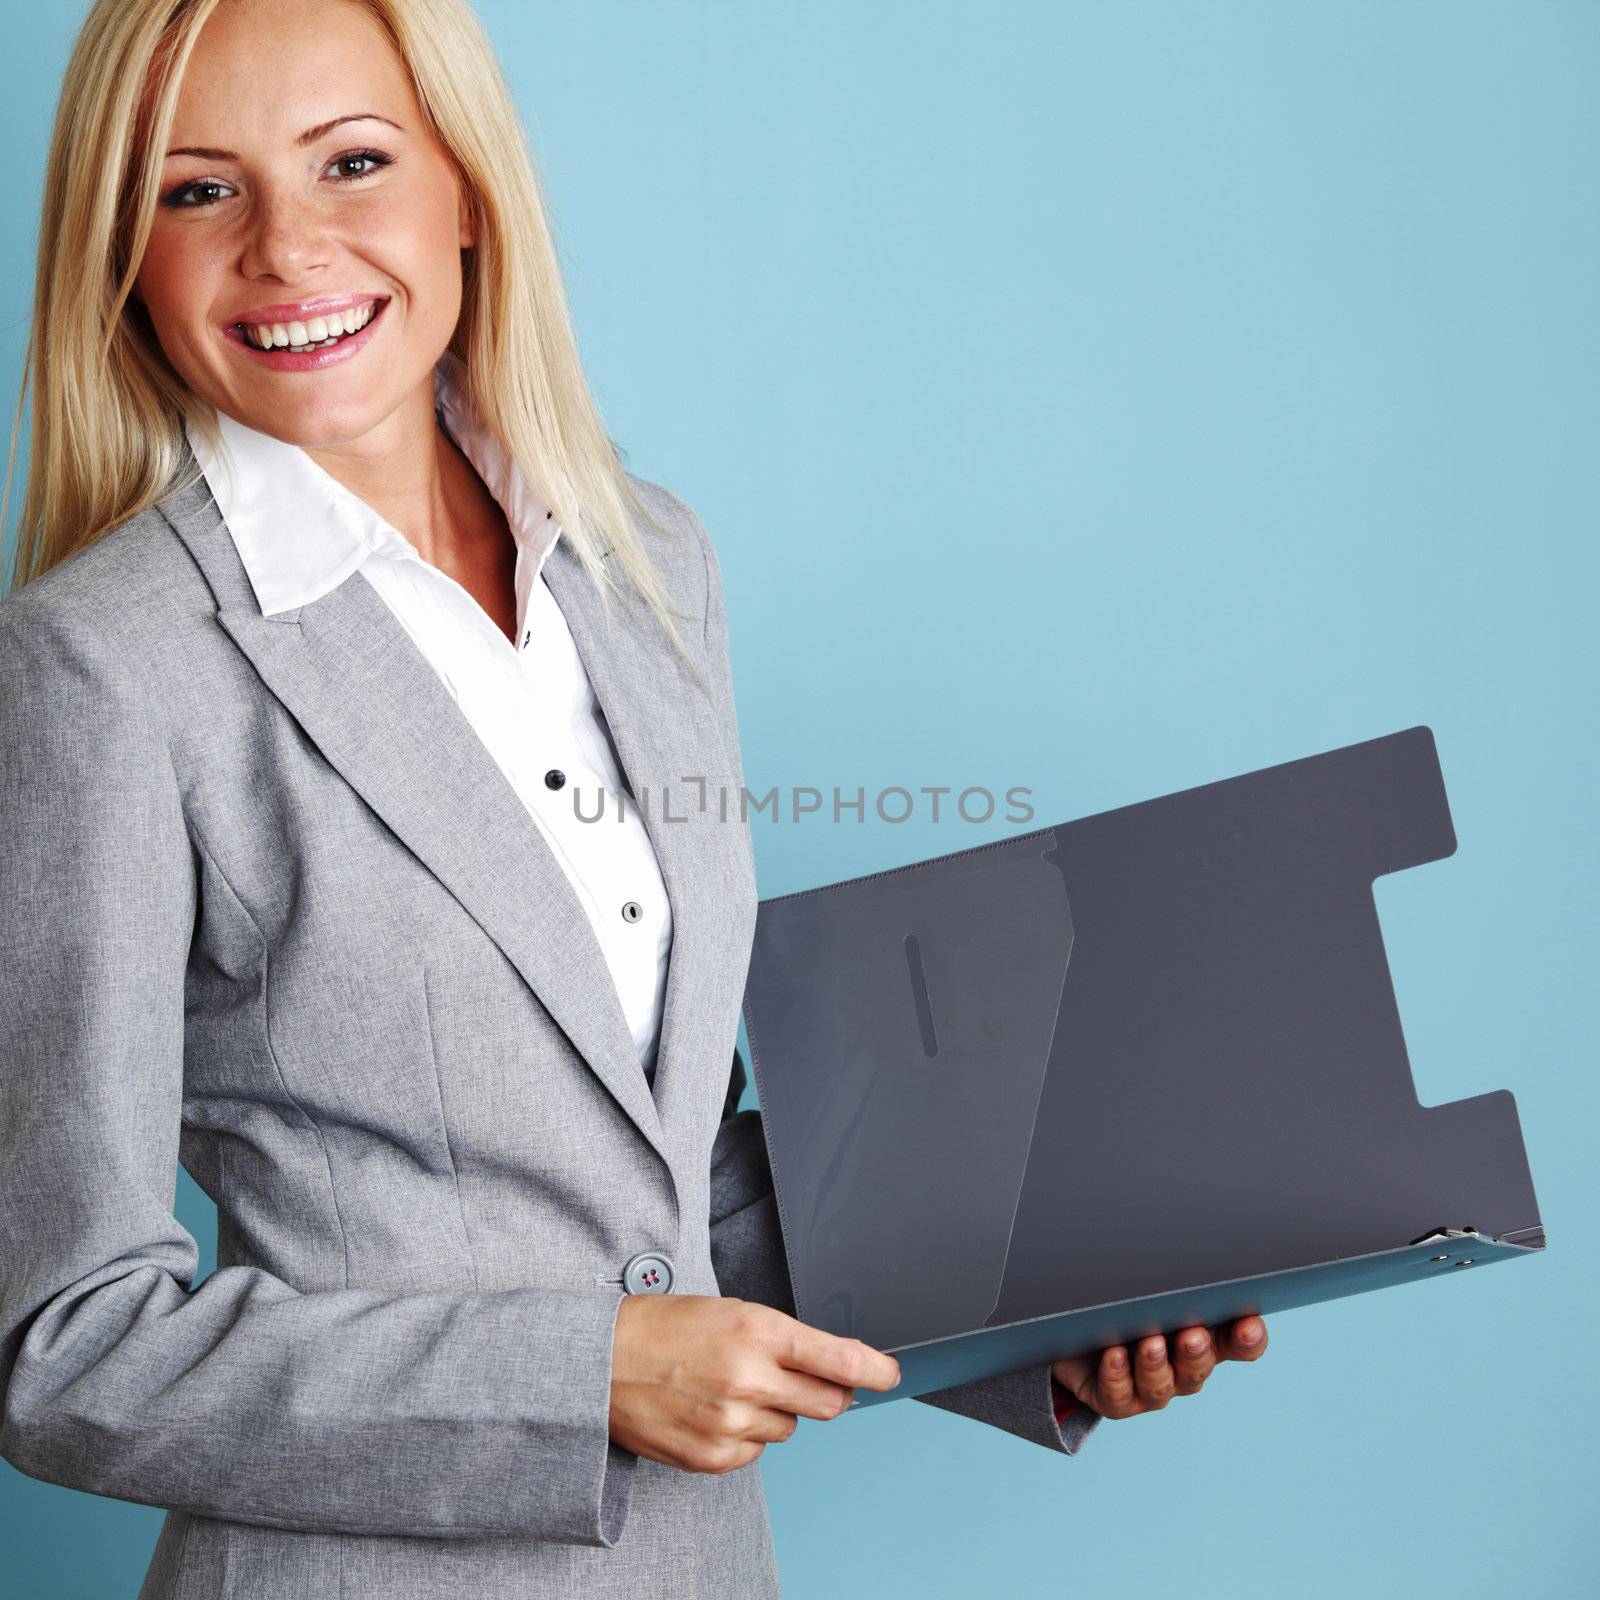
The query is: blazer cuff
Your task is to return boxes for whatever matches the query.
[556,1288,637,1547]
[914,1361,1103,1455]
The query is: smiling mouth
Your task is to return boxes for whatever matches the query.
[231,297,386,353]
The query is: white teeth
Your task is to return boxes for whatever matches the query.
[240,300,379,352]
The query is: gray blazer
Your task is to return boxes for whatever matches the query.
[0,447,1096,1599]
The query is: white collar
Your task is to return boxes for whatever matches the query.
[184,349,561,618]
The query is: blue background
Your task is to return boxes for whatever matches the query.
[3,2,1592,1595]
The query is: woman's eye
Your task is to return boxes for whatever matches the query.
[161,178,235,209]
[328,149,393,182]
[158,149,393,209]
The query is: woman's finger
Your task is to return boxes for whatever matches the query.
[1170,1324,1217,1394]
[1133,1333,1175,1409]
[1094,1344,1139,1417]
[779,1321,901,1394]
[1210,1315,1268,1361]
[765,1369,860,1422]
[745,1404,806,1444]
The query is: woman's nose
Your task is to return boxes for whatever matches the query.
[238,187,334,283]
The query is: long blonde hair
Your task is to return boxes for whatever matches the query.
[2,0,697,670]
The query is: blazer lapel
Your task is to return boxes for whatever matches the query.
[158,464,694,1180]
[542,530,752,1147]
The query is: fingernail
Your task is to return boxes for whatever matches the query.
[1182,1331,1207,1355]
[1240,1324,1262,1345]
[1107,1348,1126,1371]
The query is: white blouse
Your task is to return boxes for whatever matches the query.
[183,353,674,1079]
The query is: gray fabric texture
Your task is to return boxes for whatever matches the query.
[0,445,1095,1599]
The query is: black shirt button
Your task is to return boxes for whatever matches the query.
[621,900,642,923]
[544,769,565,790]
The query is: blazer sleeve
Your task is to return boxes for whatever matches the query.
[0,596,636,1545]
[690,501,1101,1459]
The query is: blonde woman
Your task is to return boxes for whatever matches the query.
[0,2,1267,1595]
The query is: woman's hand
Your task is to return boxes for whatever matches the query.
[610,1294,901,1474]
[1051,1315,1268,1419]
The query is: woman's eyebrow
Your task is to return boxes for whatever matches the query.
[165,112,403,161]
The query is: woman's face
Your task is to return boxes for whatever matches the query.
[136,0,474,449]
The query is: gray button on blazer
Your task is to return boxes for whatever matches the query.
[0,445,1096,1600]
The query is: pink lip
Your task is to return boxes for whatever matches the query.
[226,292,388,327]
[223,296,390,373]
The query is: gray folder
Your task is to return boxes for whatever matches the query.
[739,727,1546,1407]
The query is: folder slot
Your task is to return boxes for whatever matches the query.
[902,934,940,1059]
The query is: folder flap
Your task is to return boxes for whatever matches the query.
[990,726,1544,1326]
[743,829,1073,1348]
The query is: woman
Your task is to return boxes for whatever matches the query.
[0,1,1267,1595]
